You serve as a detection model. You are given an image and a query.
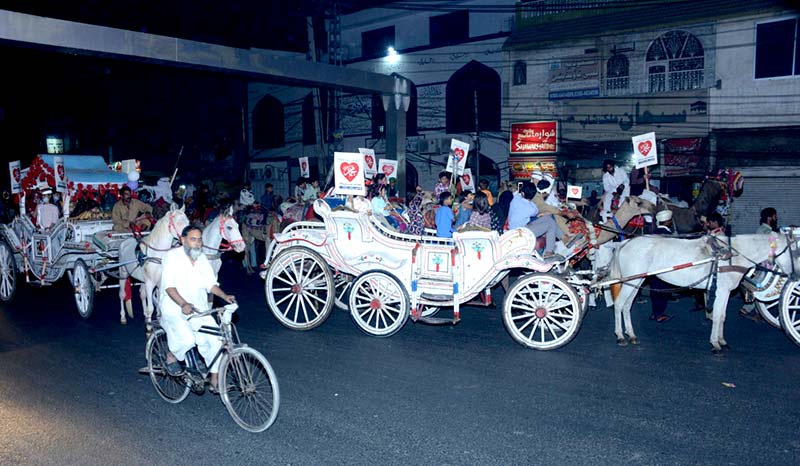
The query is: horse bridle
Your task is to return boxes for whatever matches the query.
[204,214,244,252]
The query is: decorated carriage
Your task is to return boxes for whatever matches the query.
[0,155,139,318]
[262,198,594,350]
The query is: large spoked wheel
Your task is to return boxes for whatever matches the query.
[220,347,280,433]
[755,299,781,329]
[0,241,17,302]
[146,328,190,403]
[72,259,94,319]
[348,270,409,337]
[265,247,334,330]
[779,280,800,347]
[333,273,354,310]
[503,273,582,350]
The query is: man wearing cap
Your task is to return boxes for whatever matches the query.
[112,186,153,232]
[36,188,60,230]
[601,159,630,221]
[649,209,674,323]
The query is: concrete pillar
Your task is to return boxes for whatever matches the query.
[386,100,407,198]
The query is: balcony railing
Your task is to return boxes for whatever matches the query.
[605,77,629,96]
[649,69,704,93]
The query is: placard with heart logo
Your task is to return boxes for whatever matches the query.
[377,159,398,180]
[298,156,310,178]
[358,148,377,178]
[446,139,470,174]
[53,156,67,193]
[461,168,475,191]
[631,132,658,169]
[567,185,583,199]
[8,160,21,194]
[333,152,366,196]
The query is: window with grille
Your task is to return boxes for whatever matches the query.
[646,30,704,92]
[605,53,629,94]
[513,61,527,85]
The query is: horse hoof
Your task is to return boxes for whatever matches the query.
[617,338,628,347]
[120,319,127,325]
[628,337,640,346]
[711,347,724,356]
[721,343,731,351]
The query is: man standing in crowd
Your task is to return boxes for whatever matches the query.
[112,186,153,232]
[740,207,779,321]
[601,159,630,221]
[649,210,675,323]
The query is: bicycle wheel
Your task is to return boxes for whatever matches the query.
[219,347,280,433]
[146,328,190,403]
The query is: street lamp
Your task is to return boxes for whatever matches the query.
[386,47,399,64]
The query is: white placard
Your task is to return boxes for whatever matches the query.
[54,156,67,193]
[358,148,377,178]
[377,159,398,180]
[299,156,310,178]
[632,132,658,169]
[445,139,470,174]
[567,185,583,199]
[8,161,20,194]
[333,152,366,196]
[460,168,475,192]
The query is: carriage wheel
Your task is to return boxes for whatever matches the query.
[0,241,17,302]
[779,280,800,347]
[333,273,354,310]
[220,347,280,433]
[265,247,334,330]
[755,299,781,329]
[348,270,409,337]
[72,259,94,319]
[146,328,190,404]
[503,273,582,350]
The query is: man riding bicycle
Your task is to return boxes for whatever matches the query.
[160,225,236,392]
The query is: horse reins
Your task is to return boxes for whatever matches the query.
[203,215,244,253]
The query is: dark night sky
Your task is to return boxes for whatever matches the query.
[0,1,393,182]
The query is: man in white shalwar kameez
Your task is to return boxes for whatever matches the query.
[601,159,630,220]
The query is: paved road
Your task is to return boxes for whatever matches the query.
[1,259,799,466]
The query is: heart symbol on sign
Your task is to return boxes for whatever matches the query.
[301,162,307,172]
[382,164,394,176]
[453,148,465,161]
[364,155,374,168]
[570,187,579,196]
[12,168,20,182]
[462,174,471,186]
[57,164,65,180]
[340,162,359,182]
[638,141,652,156]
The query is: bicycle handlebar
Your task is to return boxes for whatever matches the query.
[187,303,239,320]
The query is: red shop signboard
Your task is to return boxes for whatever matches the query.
[509,121,558,155]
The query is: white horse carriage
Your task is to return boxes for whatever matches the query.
[0,155,144,318]
[262,197,603,350]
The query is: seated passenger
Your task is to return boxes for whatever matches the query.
[36,188,60,230]
[435,191,455,238]
[454,190,474,229]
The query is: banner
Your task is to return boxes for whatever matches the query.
[358,148,377,178]
[445,139,470,174]
[663,137,704,176]
[510,121,558,154]
[460,168,475,192]
[509,157,558,180]
[8,161,20,194]
[54,156,67,193]
[377,159,398,180]
[333,152,366,196]
[566,185,583,199]
[298,157,310,178]
[632,132,658,169]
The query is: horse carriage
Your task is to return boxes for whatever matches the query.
[0,155,139,318]
[260,196,654,350]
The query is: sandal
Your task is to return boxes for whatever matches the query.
[165,361,185,377]
[655,314,673,323]
[208,382,220,395]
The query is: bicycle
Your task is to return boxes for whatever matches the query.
[144,303,280,432]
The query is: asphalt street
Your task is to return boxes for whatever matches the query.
[1,258,799,466]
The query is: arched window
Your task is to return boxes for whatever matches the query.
[605,53,629,95]
[252,94,285,149]
[371,74,418,139]
[446,61,501,133]
[646,30,704,93]
[513,61,527,86]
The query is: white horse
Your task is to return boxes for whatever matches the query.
[202,206,246,276]
[609,233,798,352]
[117,204,190,328]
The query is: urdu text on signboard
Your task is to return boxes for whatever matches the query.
[509,121,558,155]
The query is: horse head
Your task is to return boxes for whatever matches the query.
[218,207,246,253]
[618,196,655,222]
